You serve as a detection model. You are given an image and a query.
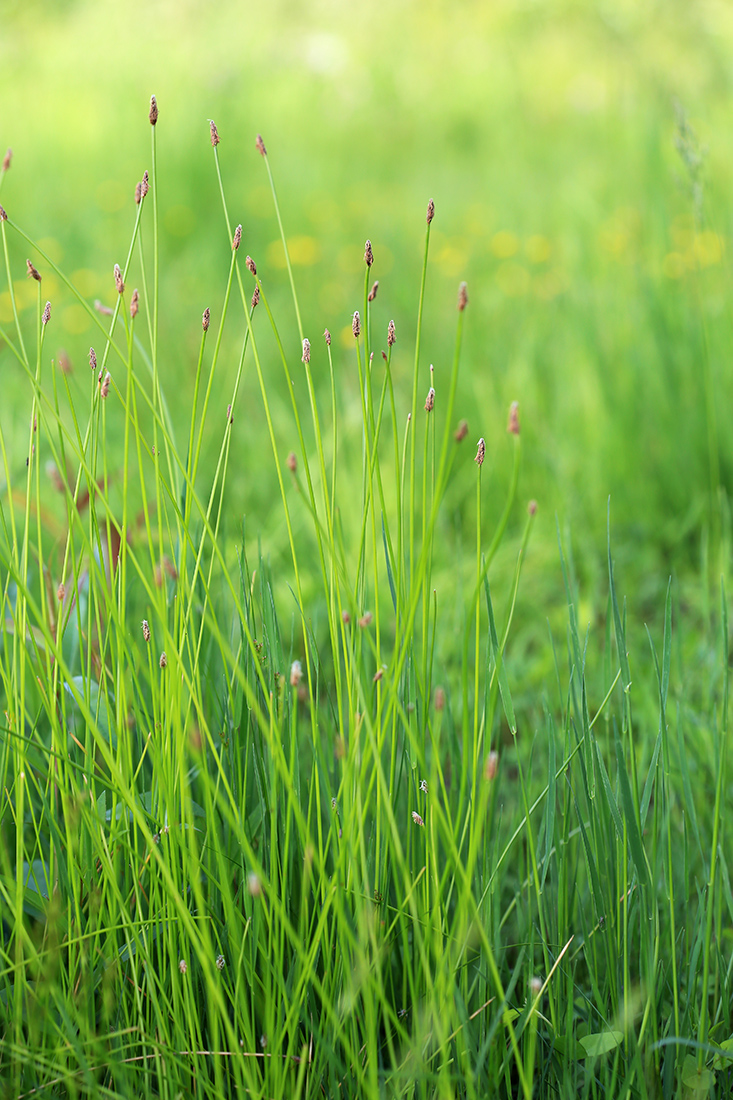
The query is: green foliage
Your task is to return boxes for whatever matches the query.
[0,89,730,1100]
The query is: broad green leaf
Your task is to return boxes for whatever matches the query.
[578,1030,623,1057]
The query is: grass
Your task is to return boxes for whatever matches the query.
[0,92,731,1100]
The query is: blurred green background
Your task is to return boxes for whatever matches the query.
[3,0,733,639]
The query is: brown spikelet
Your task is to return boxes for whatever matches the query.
[149,95,158,125]
[0,205,7,221]
[528,499,538,516]
[256,134,267,156]
[232,224,242,251]
[141,619,151,642]
[42,301,51,325]
[287,452,297,472]
[159,651,167,669]
[434,686,446,711]
[387,319,395,346]
[475,437,485,466]
[94,299,113,315]
[58,350,72,375]
[202,307,210,332]
[364,240,374,267]
[302,338,311,363]
[458,281,468,311]
[100,372,111,399]
[368,280,378,302]
[324,328,331,346]
[209,120,220,146]
[507,400,520,435]
[424,386,435,413]
[2,149,11,172]
[352,311,361,339]
[251,285,260,309]
[484,751,498,781]
[57,582,65,602]
[454,419,468,441]
[114,264,124,295]
[427,198,435,224]
[141,171,150,199]
[245,255,256,276]
[89,347,97,371]
[130,289,139,318]
[135,181,142,204]
[27,260,41,282]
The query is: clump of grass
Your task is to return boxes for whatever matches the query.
[0,98,730,1100]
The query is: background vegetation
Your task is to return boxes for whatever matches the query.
[1,0,733,1096]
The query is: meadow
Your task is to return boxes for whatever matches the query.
[1,2,733,1097]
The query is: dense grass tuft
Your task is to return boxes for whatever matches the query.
[0,103,731,1100]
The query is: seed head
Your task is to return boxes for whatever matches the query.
[364,239,374,267]
[427,198,435,225]
[484,750,499,781]
[226,403,233,424]
[135,181,142,204]
[209,120,220,147]
[290,660,303,687]
[419,779,428,793]
[424,386,435,413]
[141,171,150,199]
[287,452,297,472]
[528,499,537,516]
[58,350,72,375]
[341,610,350,624]
[358,611,372,628]
[247,872,262,897]
[251,285,260,309]
[232,224,242,251]
[202,307,210,332]
[387,319,396,346]
[255,134,267,156]
[373,668,383,683]
[216,954,226,971]
[458,281,468,311]
[89,347,97,372]
[27,260,41,282]
[142,620,151,642]
[100,372,111,399]
[507,400,520,435]
[475,438,485,466]
[0,205,7,221]
[434,686,446,710]
[159,651,167,669]
[412,811,424,827]
[42,301,51,326]
[2,149,11,172]
[245,255,256,276]
[302,337,311,364]
[368,280,378,302]
[130,288,139,319]
[352,311,360,339]
[57,582,65,601]
[324,328,331,346]
[149,95,158,126]
[454,419,468,442]
[178,959,187,974]
[114,264,124,295]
